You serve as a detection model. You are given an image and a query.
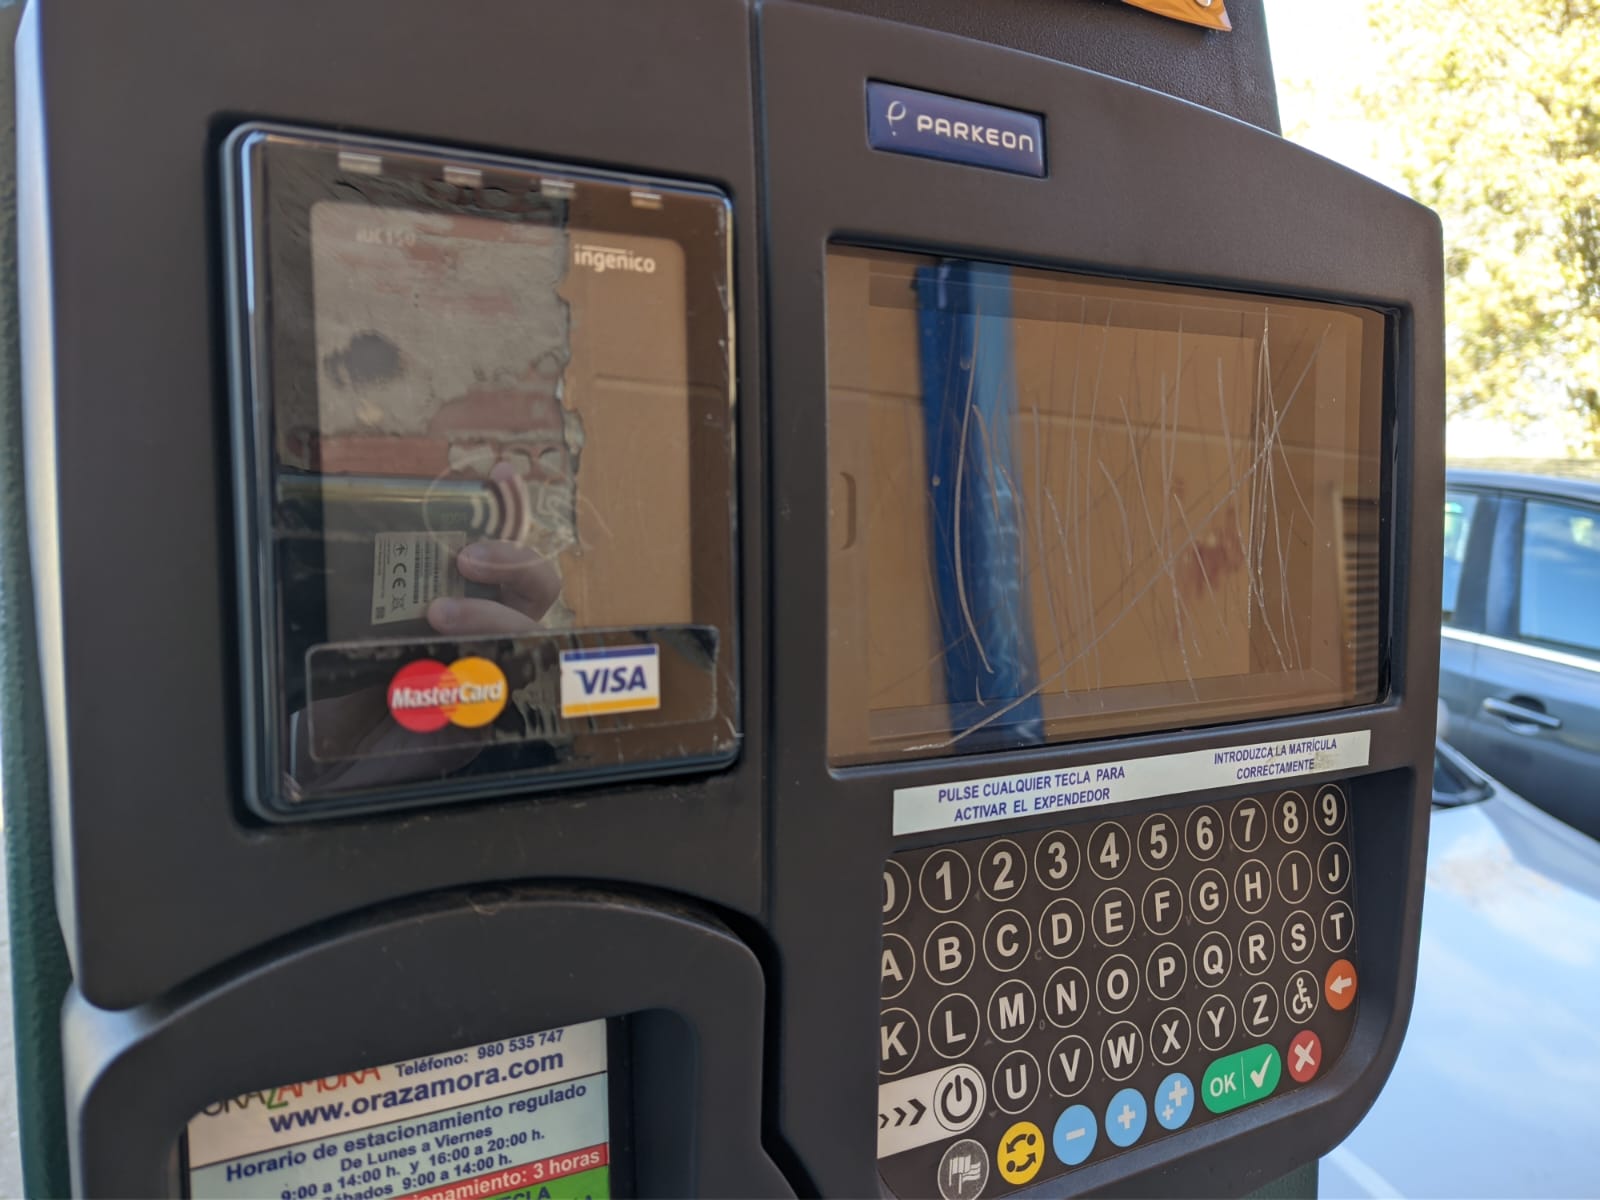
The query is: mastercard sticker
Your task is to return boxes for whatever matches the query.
[386,656,509,732]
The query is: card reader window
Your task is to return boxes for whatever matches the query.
[229,128,739,815]
[826,247,1386,763]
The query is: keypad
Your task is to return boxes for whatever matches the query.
[878,786,1358,1198]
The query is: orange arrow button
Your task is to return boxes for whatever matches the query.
[1324,959,1357,1011]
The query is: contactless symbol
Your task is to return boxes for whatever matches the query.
[1288,1029,1322,1083]
[1155,1072,1195,1130]
[1325,958,1358,1010]
[937,1138,989,1200]
[387,656,507,732]
[934,1065,985,1133]
[1105,1087,1148,1148]
[1053,1104,1097,1167]
[997,1121,1045,1186]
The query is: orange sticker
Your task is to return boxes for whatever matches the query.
[1324,959,1357,1011]
[1121,0,1231,32]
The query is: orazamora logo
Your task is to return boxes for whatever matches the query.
[386,656,508,732]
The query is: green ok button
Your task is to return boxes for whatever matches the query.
[1201,1044,1282,1114]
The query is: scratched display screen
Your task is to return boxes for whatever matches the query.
[825,247,1386,764]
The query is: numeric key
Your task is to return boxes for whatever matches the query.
[1089,821,1130,880]
[1139,812,1180,871]
[1230,797,1268,853]
[882,860,911,924]
[1274,790,1307,844]
[919,848,971,912]
[978,838,1028,902]
[1185,805,1223,861]
[1035,830,1081,891]
[1315,784,1348,835]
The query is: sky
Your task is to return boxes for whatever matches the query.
[1261,0,1584,459]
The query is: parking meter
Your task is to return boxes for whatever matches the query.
[6,1,1442,1197]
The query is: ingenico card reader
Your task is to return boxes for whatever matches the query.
[17,1,1442,1198]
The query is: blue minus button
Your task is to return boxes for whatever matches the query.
[867,82,1046,177]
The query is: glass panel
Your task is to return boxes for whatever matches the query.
[234,130,738,813]
[1442,491,1478,620]
[826,247,1386,764]
[1519,499,1600,657]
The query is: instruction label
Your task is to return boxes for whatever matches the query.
[186,1020,611,1200]
[370,532,466,626]
[892,730,1371,835]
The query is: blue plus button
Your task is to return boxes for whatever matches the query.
[1053,1104,1097,1166]
[1105,1087,1148,1148]
[1155,1072,1195,1130]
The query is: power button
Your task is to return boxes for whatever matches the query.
[935,1064,986,1133]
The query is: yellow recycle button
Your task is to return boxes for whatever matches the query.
[997,1120,1045,1186]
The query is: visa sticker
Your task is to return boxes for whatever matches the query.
[559,645,661,718]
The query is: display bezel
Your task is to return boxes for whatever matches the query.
[225,124,740,819]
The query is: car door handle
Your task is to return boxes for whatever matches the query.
[1482,695,1563,731]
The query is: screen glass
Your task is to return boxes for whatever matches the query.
[298,204,694,646]
[233,129,738,814]
[185,1020,616,1199]
[826,246,1386,764]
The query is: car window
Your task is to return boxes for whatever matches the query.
[1442,491,1477,621]
[1519,498,1600,657]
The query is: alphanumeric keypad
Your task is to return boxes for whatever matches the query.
[876,786,1358,1198]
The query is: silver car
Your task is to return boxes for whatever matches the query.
[1440,467,1600,839]
[1321,742,1600,1197]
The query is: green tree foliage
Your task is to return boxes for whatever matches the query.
[1362,1,1600,452]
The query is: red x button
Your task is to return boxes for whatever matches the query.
[1287,1029,1322,1083]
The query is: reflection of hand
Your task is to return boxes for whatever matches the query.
[426,539,562,636]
